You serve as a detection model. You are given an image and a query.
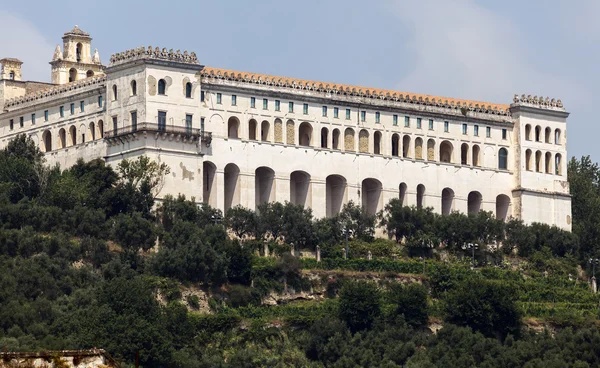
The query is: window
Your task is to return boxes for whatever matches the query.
[393,115,398,126]
[231,95,237,106]
[112,85,117,100]
[444,121,449,132]
[158,111,166,131]
[263,98,268,110]
[158,79,166,95]
[200,117,205,132]
[131,111,137,131]
[498,148,508,170]
[275,100,280,111]
[185,82,192,98]
[486,127,491,137]
[70,103,75,115]
[250,97,255,108]
[44,110,48,122]
[334,107,339,118]
[31,113,35,125]
[462,124,467,135]
[428,119,434,130]
[375,112,380,123]
[502,129,507,140]
[289,102,294,113]
[360,111,366,122]
[98,95,103,107]
[322,106,327,117]
[9,119,13,130]
[112,116,118,132]
[416,118,421,129]
[80,101,84,113]
[346,109,351,120]
[474,125,479,136]
[303,103,308,115]
[185,114,192,134]
[60,106,64,118]
[131,80,137,96]
[217,93,222,104]
[9,71,14,80]
[200,91,205,102]
[404,116,410,127]
[19,117,23,128]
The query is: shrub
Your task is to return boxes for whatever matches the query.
[338,280,381,332]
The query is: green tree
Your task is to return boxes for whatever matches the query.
[340,200,376,242]
[387,283,429,327]
[111,212,156,251]
[224,205,257,238]
[338,280,381,332]
[569,156,600,261]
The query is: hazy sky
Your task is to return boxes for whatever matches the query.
[1,0,598,160]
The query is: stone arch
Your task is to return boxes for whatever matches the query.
[224,163,240,212]
[399,182,408,206]
[255,166,276,209]
[545,127,551,143]
[185,82,192,98]
[261,120,270,142]
[321,127,329,148]
[86,70,94,78]
[326,174,347,217]
[461,143,469,165]
[228,116,240,139]
[415,137,423,159]
[203,161,217,208]
[290,171,311,208]
[391,134,399,156]
[88,121,96,141]
[525,124,532,141]
[158,78,167,95]
[498,148,508,170]
[467,191,482,215]
[68,125,77,146]
[286,120,295,145]
[496,194,511,221]
[362,178,382,215]
[58,128,66,149]
[344,128,355,151]
[69,68,77,83]
[555,153,562,175]
[402,135,411,158]
[416,184,425,208]
[441,187,454,215]
[97,120,104,138]
[332,129,340,149]
[79,123,87,144]
[130,80,137,96]
[248,119,258,140]
[42,130,52,153]
[374,131,382,155]
[535,125,541,141]
[545,152,552,174]
[525,149,532,171]
[427,139,435,161]
[555,129,561,144]
[274,118,283,143]
[472,145,481,166]
[359,129,369,153]
[440,140,453,163]
[535,150,542,172]
[299,122,313,147]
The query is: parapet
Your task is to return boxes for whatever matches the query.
[109,46,199,67]
[511,94,566,112]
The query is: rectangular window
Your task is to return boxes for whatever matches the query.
[322,106,327,117]
[486,127,491,137]
[131,111,137,131]
[417,118,422,129]
[393,115,398,126]
[80,100,84,113]
[474,125,479,136]
[70,103,75,115]
[462,123,467,135]
[31,113,35,125]
[231,95,237,106]
[19,117,23,128]
[275,100,280,111]
[375,112,380,123]
[216,93,222,104]
[334,107,339,118]
[303,103,308,115]
[429,119,434,130]
[404,116,410,127]
[112,116,118,132]
[444,121,449,132]
[185,114,193,134]
[360,111,366,122]
[502,129,507,140]
[9,119,13,130]
[200,117,205,132]
[346,109,351,120]
[44,110,49,121]
[289,102,294,113]
[60,106,64,117]
[98,95,103,107]
[200,91,205,102]
[157,111,166,131]
[250,97,255,108]
[263,98,268,110]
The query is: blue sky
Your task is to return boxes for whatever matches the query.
[1,0,598,160]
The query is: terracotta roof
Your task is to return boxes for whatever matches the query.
[201,67,511,114]
[64,25,90,38]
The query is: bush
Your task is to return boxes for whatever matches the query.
[387,283,429,327]
[338,280,381,332]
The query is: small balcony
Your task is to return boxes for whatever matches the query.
[104,122,212,146]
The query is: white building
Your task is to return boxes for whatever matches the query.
[0,27,571,230]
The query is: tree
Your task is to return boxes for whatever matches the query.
[112,212,156,251]
[281,202,316,248]
[338,280,381,332]
[256,202,285,241]
[387,283,429,327]
[224,205,257,239]
[117,155,171,199]
[340,201,376,242]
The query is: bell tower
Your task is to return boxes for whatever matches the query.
[50,26,104,84]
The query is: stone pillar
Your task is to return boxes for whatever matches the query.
[311,179,327,218]
[592,276,597,294]
[367,250,372,260]
[264,242,270,258]
[290,244,295,257]
[316,245,321,262]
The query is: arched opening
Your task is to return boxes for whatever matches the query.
[441,188,455,215]
[415,137,423,159]
[545,152,552,174]
[359,129,369,153]
[248,119,257,140]
[399,182,407,206]
[255,167,276,209]
[131,80,137,96]
[498,148,508,170]
[42,130,52,153]
[496,194,510,221]
[326,174,347,217]
[274,118,283,143]
[402,135,411,158]
[374,131,382,155]
[472,145,480,166]
[391,134,399,157]
[440,140,453,163]
[427,139,435,161]
[261,121,270,142]
[185,82,192,98]
[344,128,355,151]
[332,129,340,150]
[416,184,425,209]
[69,68,77,83]
[535,125,541,142]
[97,120,104,138]
[555,154,562,175]
[76,42,82,62]
[525,124,531,141]
[362,178,382,216]
[58,128,66,149]
[203,161,217,208]
[158,79,166,95]
[321,127,329,148]
[555,129,561,144]
[461,143,469,165]
[290,171,311,208]
[8,71,14,80]
[89,122,96,141]
[525,149,532,171]
[86,70,94,78]
[68,126,77,146]
[112,85,117,100]
[224,163,240,212]
[535,150,542,172]
[286,120,295,145]
[467,191,482,215]
[299,122,313,147]
[545,127,551,143]
[228,117,240,139]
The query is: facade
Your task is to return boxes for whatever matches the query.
[0,27,571,230]
[0,349,119,367]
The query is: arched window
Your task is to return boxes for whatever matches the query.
[69,68,77,83]
[545,152,552,174]
[158,79,166,95]
[76,43,83,62]
[299,122,313,147]
[98,120,104,138]
[112,85,118,100]
[321,127,329,148]
[545,127,551,143]
[391,134,399,157]
[131,80,137,96]
[525,124,531,141]
[535,150,542,172]
[555,154,562,175]
[374,131,382,155]
[358,129,369,153]
[185,82,192,98]
[525,149,532,171]
[535,126,541,142]
[555,129,561,144]
[461,143,469,165]
[58,128,66,149]
[8,71,14,80]
[228,117,240,139]
[86,70,94,78]
[332,129,340,150]
[261,121,270,142]
[440,141,453,163]
[498,148,508,170]
[414,137,423,159]
[472,145,480,166]
[42,130,52,152]
[248,119,257,140]
[402,135,411,158]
